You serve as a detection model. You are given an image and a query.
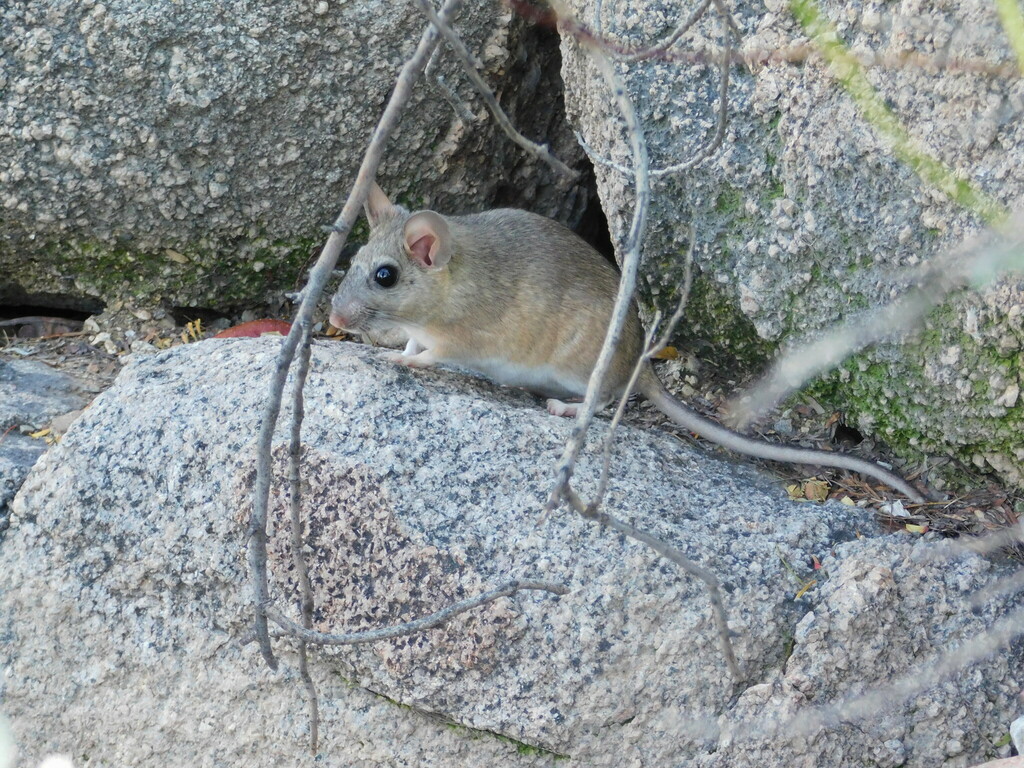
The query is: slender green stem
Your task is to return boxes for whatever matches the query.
[790,0,1008,225]
[996,0,1024,75]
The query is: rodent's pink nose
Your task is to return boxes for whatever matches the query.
[328,310,348,330]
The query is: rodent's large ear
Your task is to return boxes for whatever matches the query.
[403,211,451,270]
[364,181,399,229]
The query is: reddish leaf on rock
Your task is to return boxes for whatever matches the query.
[212,320,291,339]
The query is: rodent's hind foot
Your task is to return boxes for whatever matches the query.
[546,398,579,418]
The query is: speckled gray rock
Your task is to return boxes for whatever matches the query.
[0,358,88,431]
[0,1,586,310]
[1,339,1020,766]
[0,357,91,537]
[0,433,43,539]
[559,0,1024,489]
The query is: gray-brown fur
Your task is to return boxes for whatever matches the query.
[330,187,644,402]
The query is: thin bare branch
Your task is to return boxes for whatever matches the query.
[546,0,651,512]
[575,21,731,180]
[287,325,318,753]
[425,44,478,123]
[588,322,660,515]
[416,0,579,180]
[620,0,715,62]
[574,130,633,176]
[261,580,569,646]
[770,45,1023,79]
[692,44,1022,79]
[650,20,731,177]
[589,231,696,513]
[506,0,1023,79]
[647,230,698,356]
[711,0,745,44]
[592,0,605,34]
[424,42,444,79]
[564,487,742,681]
[287,329,316,625]
[247,0,465,671]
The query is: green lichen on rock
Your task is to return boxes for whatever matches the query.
[2,231,318,312]
[441,719,569,761]
[651,268,774,372]
[808,297,1024,489]
[713,186,744,216]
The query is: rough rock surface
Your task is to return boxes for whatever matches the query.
[0,1,587,311]
[0,357,91,537]
[558,0,1024,489]
[1,339,1021,766]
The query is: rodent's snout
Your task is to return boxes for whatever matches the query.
[328,293,359,331]
[328,304,359,331]
[328,309,349,330]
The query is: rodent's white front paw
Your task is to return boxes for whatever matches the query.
[546,399,578,418]
[387,350,436,369]
[402,338,426,356]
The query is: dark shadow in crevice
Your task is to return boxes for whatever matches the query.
[0,304,99,323]
[0,287,105,320]
[483,18,616,267]
[572,158,615,263]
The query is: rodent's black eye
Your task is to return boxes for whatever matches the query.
[374,265,398,288]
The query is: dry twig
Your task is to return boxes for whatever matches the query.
[247,0,465,672]
[261,580,569,646]
[651,16,732,177]
[247,5,577,749]
[286,325,318,753]
[425,44,478,123]
[563,487,742,681]
[590,233,696,509]
[509,0,1020,78]
[570,2,735,180]
[416,0,579,180]
[546,0,651,513]
[619,0,715,62]
[539,3,737,680]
